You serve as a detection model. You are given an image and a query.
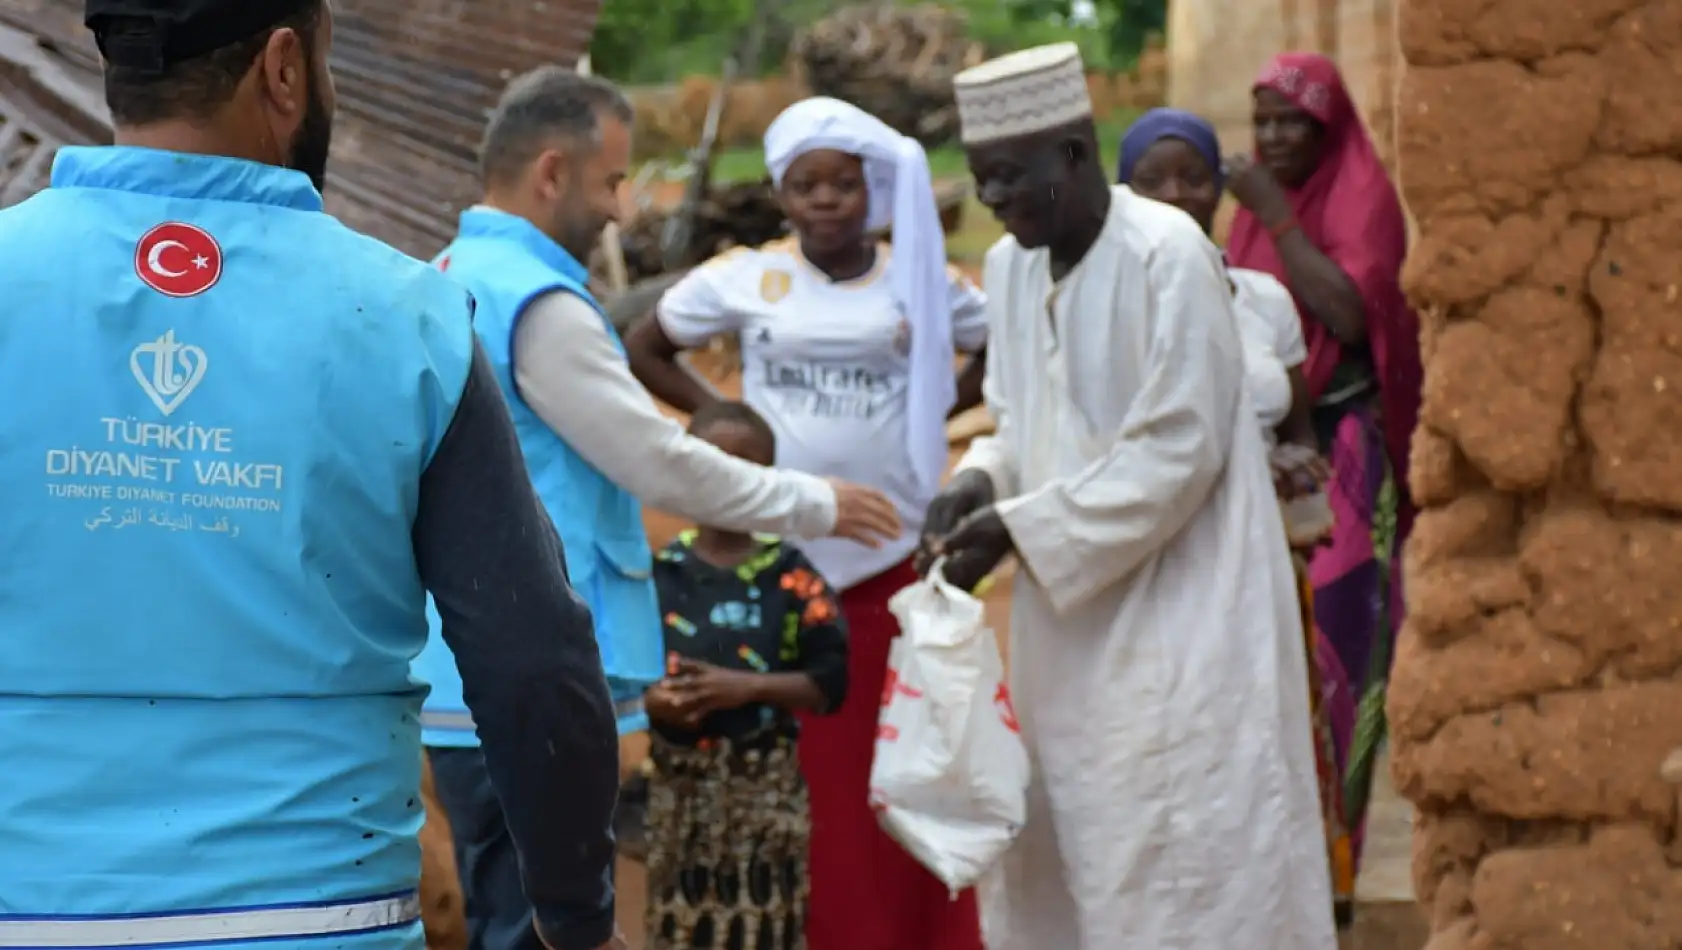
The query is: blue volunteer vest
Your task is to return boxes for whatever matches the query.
[416,208,663,741]
[0,147,475,950]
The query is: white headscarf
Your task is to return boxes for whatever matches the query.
[763,97,955,499]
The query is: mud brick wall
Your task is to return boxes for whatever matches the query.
[1387,0,1682,946]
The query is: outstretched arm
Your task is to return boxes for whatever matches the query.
[512,291,836,540]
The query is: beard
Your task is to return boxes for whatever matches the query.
[551,187,606,262]
[287,77,333,195]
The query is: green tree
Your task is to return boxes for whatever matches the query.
[1097,0,1167,64]
[586,0,1167,86]
[590,0,836,83]
[590,0,759,84]
[961,0,1107,65]
[1001,0,1165,69]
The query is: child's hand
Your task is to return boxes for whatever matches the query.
[644,681,699,730]
[669,659,761,718]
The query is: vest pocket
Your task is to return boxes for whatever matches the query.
[586,531,664,684]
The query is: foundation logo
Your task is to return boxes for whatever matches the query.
[131,329,207,417]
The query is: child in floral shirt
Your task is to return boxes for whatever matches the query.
[642,401,848,950]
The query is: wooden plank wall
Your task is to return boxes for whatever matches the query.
[0,0,603,256]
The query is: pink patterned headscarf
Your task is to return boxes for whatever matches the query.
[1227,52,1422,501]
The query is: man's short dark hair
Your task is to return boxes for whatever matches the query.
[478,66,634,187]
[100,2,321,126]
[688,400,777,455]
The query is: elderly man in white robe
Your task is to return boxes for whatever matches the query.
[916,42,1337,950]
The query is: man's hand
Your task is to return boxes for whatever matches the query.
[929,505,1014,592]
[916,469,996,576]
[826,478,902,548]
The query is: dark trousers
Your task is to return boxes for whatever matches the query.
[428,746,547,950]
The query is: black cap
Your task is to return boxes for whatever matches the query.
[86,0,315,75]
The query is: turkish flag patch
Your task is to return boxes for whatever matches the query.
[134,222,222,298]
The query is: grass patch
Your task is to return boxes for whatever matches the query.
[945,195,1004,265]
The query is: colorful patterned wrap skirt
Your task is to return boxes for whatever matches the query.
[645,733,811,950]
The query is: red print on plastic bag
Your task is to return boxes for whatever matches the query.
[994,683,1020,733]
[880,667,923,708]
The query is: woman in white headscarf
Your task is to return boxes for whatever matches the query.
[626,96,989,950]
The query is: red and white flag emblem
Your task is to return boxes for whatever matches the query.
[134,222,222,298]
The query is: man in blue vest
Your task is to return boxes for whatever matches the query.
[0,2,624,950]
[420,67,903,950]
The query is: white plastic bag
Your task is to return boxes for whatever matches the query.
[867,562,1030,892]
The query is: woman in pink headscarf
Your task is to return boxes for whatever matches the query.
[1224,51,1422,928]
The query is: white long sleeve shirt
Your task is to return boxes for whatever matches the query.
[511,290,836,538]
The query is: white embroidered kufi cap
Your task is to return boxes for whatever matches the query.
[953,42,1093,145]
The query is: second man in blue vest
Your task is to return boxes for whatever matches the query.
[418,67,904,950]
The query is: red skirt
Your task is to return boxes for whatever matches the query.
[797,559,983,950]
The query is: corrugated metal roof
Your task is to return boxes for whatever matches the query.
[0,0,602,256]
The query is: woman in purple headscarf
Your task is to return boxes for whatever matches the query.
[1118,107,1357,925]
[1118,109,1316,453]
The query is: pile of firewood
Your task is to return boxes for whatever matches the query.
[790,3,985,147]
[604,181,788,285]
